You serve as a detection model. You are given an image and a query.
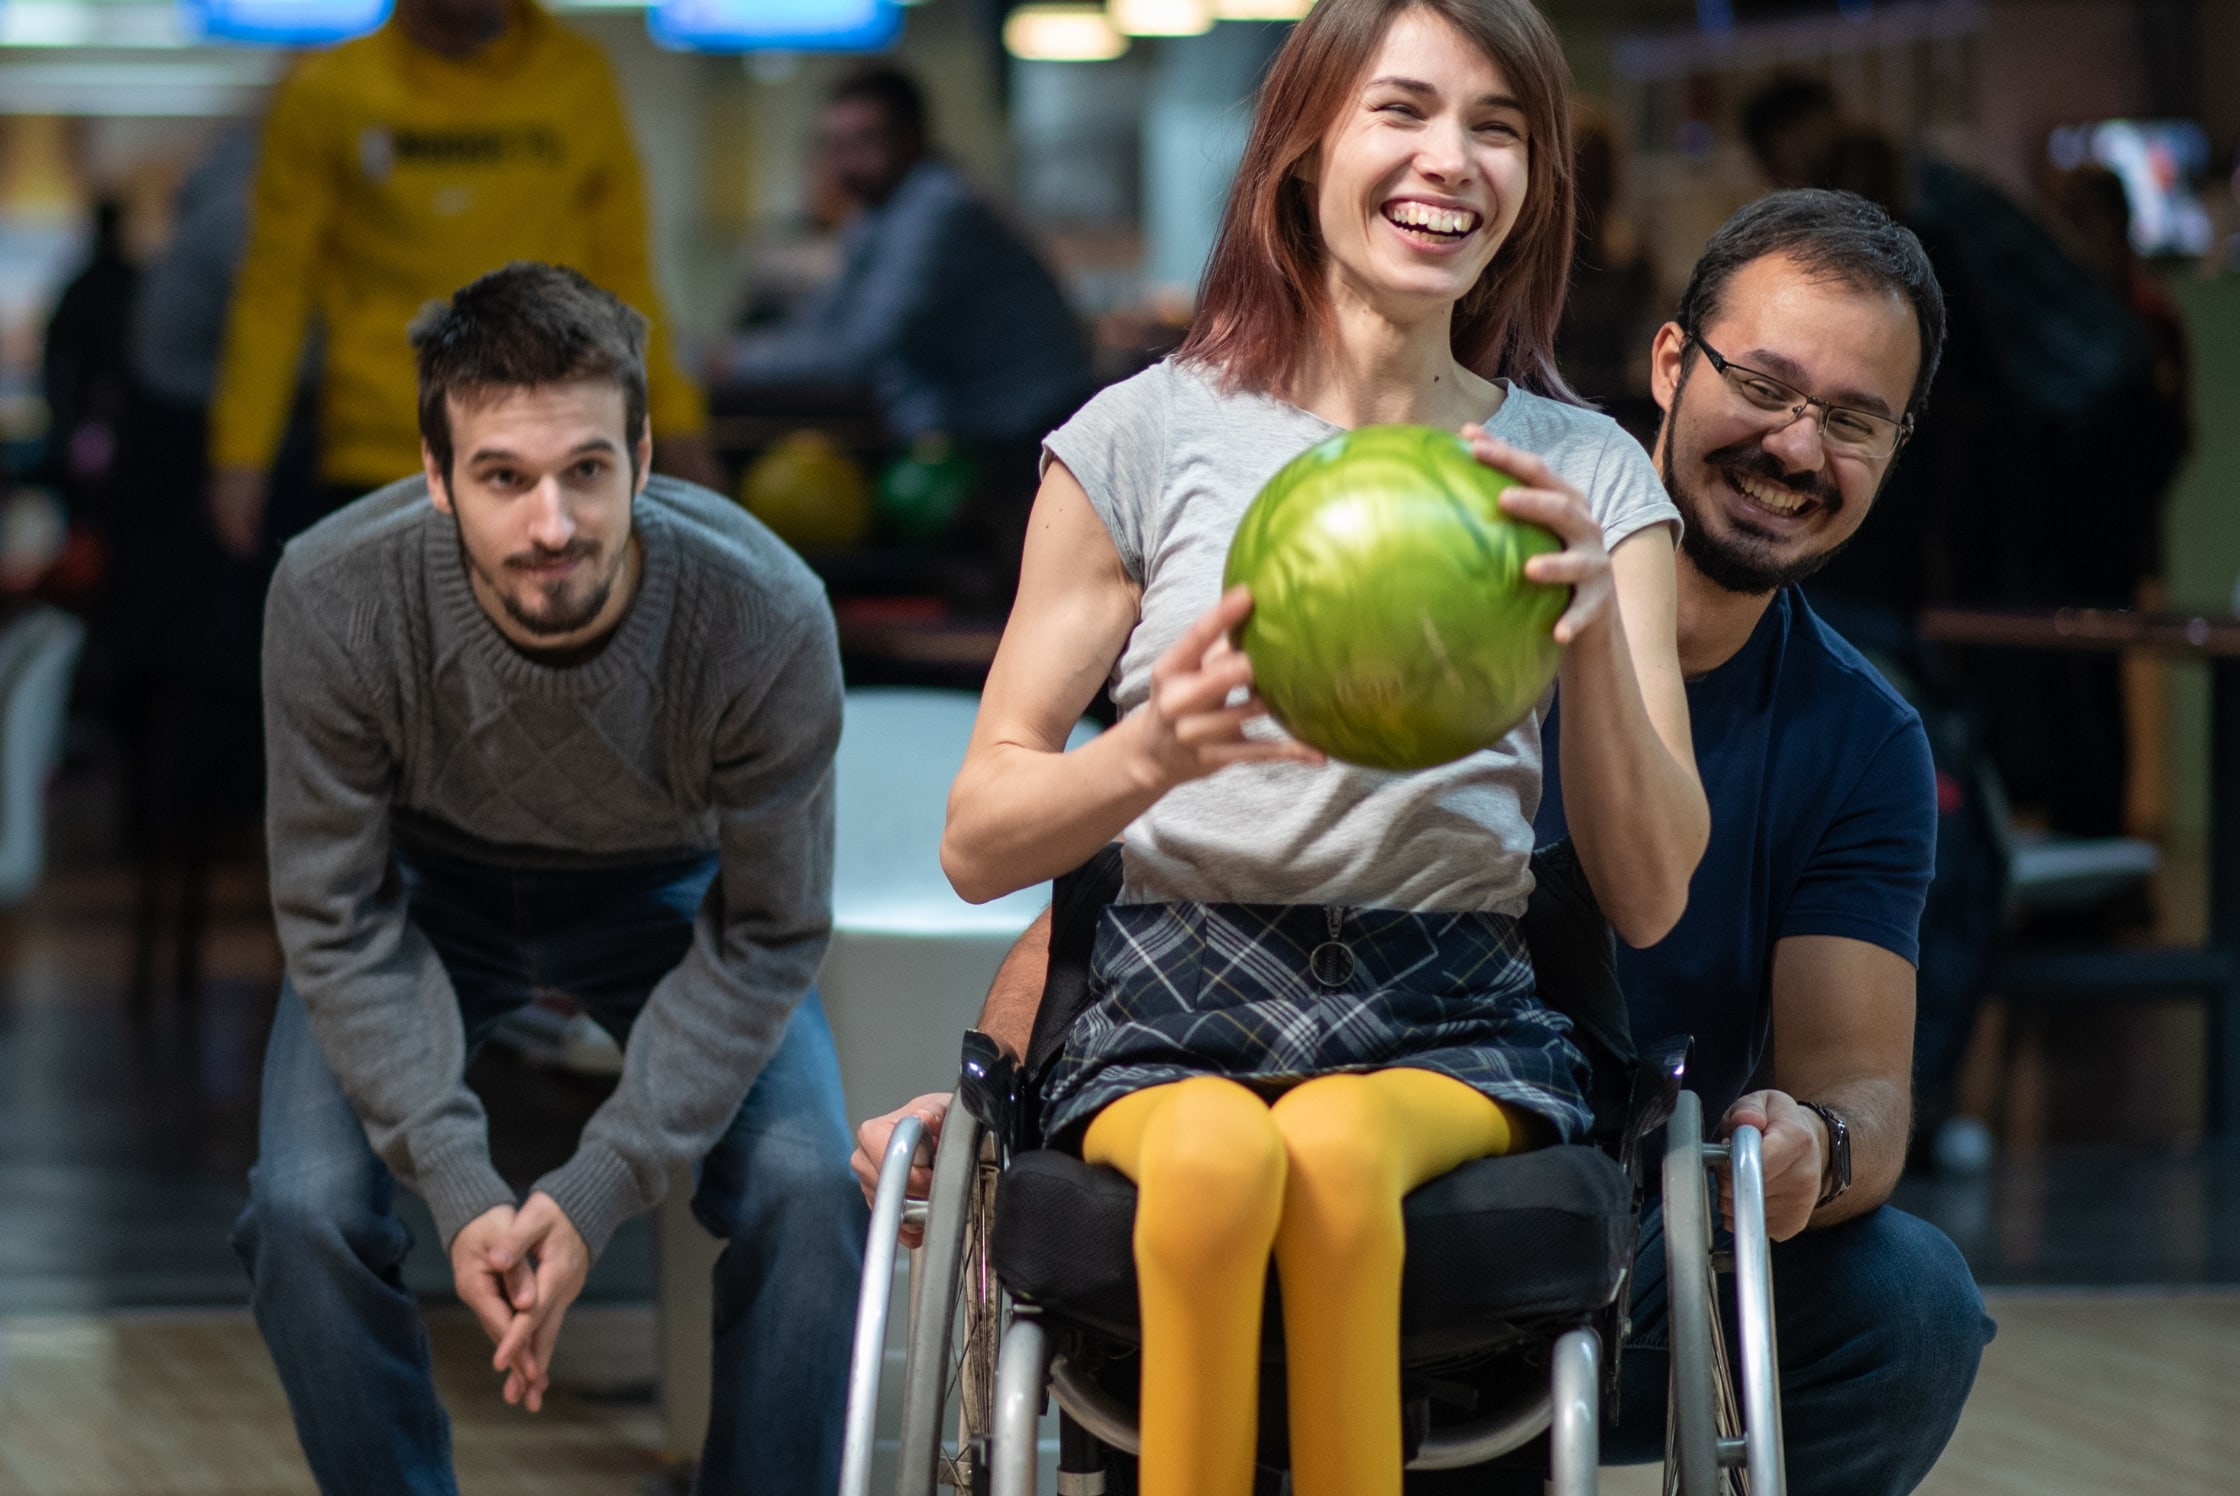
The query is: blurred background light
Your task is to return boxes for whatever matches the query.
[0,0,96,46]
[180,0,392,46]
[0,56,282,111]
[647,0,901,53]
[1108,0,1211,38]
[2,1,194,47]
[1003,3,1127,61]
[1210,0,1311,18]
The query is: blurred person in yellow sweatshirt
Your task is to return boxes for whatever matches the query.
[207,0,718,556]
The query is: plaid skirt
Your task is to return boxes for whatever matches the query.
[1037,901,1595,1148]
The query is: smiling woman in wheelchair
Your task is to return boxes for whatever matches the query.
[936,2,1707,1492]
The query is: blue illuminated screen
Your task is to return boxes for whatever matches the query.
[183,0,393,44]
[649,0,901,52]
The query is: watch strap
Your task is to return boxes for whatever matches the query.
[1797,1099,1850,1206]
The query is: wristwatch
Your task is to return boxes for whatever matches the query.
[1797,1100,1851,1206]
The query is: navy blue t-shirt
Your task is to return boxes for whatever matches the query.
[1535,588,1937,1115]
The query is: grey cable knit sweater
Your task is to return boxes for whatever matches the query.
[262,475,840,1259]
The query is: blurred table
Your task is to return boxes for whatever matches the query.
[1921,606,2240,1142]
[706,378,887,471]
[836,601,1004,690]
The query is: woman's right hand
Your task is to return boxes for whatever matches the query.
[1121,585,1324,792]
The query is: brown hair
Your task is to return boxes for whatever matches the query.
[1175,0,1580,402]
[411,262,650,482]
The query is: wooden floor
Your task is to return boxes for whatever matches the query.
[3,1292,2236,1494]
[1607,1290,2240,1496]
[0,1306,674,1496]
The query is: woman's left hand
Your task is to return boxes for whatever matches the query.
[1462,426,1613,647]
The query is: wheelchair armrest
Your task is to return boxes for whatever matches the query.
[1617,1034,1692,1188]
[957,1029,1020,1162]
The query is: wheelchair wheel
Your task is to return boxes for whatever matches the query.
[1661,1090,1786,1496]
[895,1103,1004,1496]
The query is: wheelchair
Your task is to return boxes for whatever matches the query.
[842,843,1786,1496]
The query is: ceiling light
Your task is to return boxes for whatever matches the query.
[1109,0,1211,37]
[1004,4,1128,60]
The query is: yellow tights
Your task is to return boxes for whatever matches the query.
[1081,1069,1522,1496]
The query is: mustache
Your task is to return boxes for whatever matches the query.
[503,540,598,571]
[1704,438,1845,513]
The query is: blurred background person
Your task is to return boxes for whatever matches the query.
[1556,108,1661,443]
[40,197,137,535]
[712,66,1096,606]
[206,0,716,560]
[1734,75,2198,1171]
[1740,75,1847,195]
[1739,74,2162,842]
[2051,159,2194,598]
[103,127,320,1009]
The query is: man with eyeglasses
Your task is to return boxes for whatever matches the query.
[1529,188,1994,1493]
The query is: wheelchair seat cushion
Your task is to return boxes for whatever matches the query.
[992,1143,1633,1358]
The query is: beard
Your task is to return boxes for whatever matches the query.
[457,522,621,639]
[1658,364,1863,597]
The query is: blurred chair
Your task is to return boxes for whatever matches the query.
[1988,805,2175,1145]
[2004,830,2161,917]
[655,685,1098,1464]
[0,606,86,906]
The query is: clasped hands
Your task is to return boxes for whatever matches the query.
[448,1191,591,1412]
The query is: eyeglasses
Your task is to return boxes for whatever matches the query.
[1688,334,1912,461]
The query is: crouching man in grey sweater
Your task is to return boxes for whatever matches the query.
[233,262,862,1495]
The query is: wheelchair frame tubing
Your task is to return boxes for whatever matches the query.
[841,1114,928,1496]
[898,1103,989,1496]
[1549,1326,1603,1496]
[1663,1090,1785,1496]
[1727,1127,1787,1496]
[1662,1090,1724,1496]
[991,1315,1053,1496]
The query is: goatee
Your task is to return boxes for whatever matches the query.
[456,524,616,638]
[1658,416,1853,597]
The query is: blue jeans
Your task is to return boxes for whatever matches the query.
[1430,1202,1994,1495]
[232,849,866,1496]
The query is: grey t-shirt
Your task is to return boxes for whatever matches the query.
[1043,357,1679,915]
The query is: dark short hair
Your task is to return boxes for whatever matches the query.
[1676,188,1946,419]
[1741,75,1838,169]
[829,65,928,147]
[410,262,649,481]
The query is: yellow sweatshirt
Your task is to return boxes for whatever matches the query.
[211,2,705,487]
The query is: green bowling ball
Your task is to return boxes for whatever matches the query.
[1222,424,1567,772]
[876,434,977,543]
